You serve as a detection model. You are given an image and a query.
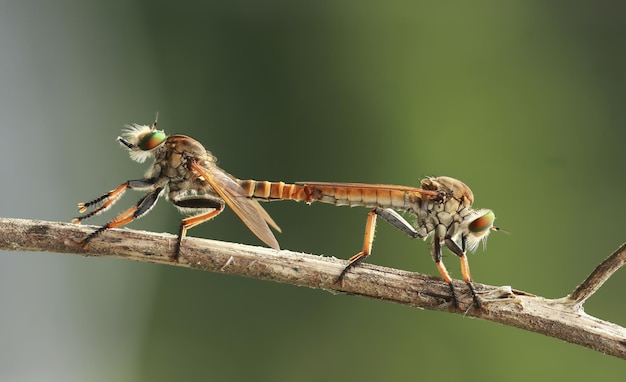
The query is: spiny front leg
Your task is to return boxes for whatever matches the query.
[73,178,157,223]
[75,187,164,248]
[73,183,129,223]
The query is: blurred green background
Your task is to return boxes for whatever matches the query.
[1,1,625,381]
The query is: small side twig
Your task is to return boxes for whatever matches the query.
[567,242,626,308]
[0,217,625,360]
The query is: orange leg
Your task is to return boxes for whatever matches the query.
[459,253,472,283]
[338,209,377,286]
[431,231,461,309]
[458,253,480,308]
[78,205,138,248]
[73,183,129,223]
[434,257,453,285]
[73,177,158,223]
[76,187,163,248]
[443,235,482,309]
[106,206,139,227]
[172,206,224,261]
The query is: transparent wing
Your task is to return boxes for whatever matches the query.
[190,161,281,250]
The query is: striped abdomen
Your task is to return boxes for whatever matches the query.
[300,185,422,209]
[238,180,423,210]
[238,180,317,203]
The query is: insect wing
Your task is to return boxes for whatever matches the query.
[190,161,281,250]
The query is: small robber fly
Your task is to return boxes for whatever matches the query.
[236,177,500,309]
[72,118,281,260]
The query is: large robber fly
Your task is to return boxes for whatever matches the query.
[237,177,499,309]
[72,119,281,259]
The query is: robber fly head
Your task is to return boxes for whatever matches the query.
[118,120,167,163]
[461,209,500,252]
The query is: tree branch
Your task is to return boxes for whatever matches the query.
[1,217,625,359]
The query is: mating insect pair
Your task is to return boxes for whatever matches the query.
[72,119,499,309]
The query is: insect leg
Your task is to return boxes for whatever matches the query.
[73,177,158,223]
[444,233,482,309]
[376,208,422,239]
[338,208,424,286]
[172,197,224,210]
[431,224,463,309]
[77,187,164,248]
[171,198,226,261]
[337,209,378,286]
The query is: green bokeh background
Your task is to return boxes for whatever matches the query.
[1,1,625,381]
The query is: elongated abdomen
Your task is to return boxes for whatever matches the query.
[304,185,418,209]
[239,180,421,210]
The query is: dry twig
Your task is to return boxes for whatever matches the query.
[1,217,625,359]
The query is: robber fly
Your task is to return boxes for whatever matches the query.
[72,118,281,260]
[237,177,499,309]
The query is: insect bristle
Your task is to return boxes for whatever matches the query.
[120,124,153,146]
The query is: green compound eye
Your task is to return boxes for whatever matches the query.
[469,210,495,234]
[138,130,166,150]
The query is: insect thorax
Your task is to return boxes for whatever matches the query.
[149,135,219,200]
[412,188,475,240]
